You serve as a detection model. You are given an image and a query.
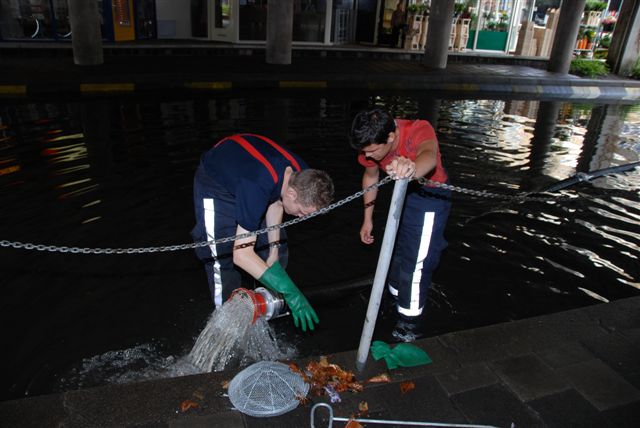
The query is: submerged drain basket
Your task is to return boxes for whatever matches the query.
[228,361,309,417]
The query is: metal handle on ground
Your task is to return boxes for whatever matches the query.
[310,402,511,428]
[356,178,408,373]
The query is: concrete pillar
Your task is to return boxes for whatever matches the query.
[577,104,625,174]
[423,0,455,70]
[68,0,103,66]
[266,1,293,65]
[607,0,640,76]
[548,0,586,74]
[576,105,606,173]
[522,101,560,191]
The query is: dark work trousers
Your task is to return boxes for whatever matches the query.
[387,185,451,318]
[390,25,404,48]
[191,166,288,307]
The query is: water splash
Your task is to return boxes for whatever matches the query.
[55,343,180,391]
[55,296,296,391]
[185,293,295,372]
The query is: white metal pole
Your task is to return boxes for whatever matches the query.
[356,178,409,373]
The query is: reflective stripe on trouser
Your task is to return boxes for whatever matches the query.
[387,189,451,317]
[195,196,289,307]
[191,165,288,307]
[191,165,239,307]
[192,195,238,306]
[203,198,224,307]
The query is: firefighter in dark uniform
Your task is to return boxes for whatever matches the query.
[350,109,451,342]
[192,133,334,331]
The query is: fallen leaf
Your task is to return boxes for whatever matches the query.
[305,359,363,396]
[289,362,311,383]
[295,393,311,405]
[221,380,230,390]
[192,388,205,400]
[345,417,364,428]
[400,381,415,395]
[357,401,369,417]
[366,373,391,383]
[180,399,200,412]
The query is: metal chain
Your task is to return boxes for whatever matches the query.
[0,175,568,255]
[0,176,393,255]
[416,177,573,203]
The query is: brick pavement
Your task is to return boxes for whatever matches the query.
[1,296,638,427]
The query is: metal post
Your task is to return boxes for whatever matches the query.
[356,179,408,373]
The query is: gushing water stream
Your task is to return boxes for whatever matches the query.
[56,294,296,391]
[186,293,294,372]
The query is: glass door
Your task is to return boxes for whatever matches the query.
[239,0,267,41]
[355,0,377,44]
[210,0,235,41]
[1,0,53,39]
[135,0,157,39]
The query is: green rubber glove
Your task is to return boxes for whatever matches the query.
[258,261,319,331]
[370,340,432,369]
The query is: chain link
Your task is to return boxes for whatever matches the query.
[416,177,573,203]
[0,175,569,255]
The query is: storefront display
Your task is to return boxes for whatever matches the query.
[0,0,155,42]
[239,0,267,41]
[293,0,327,42]
[0,0,55,39]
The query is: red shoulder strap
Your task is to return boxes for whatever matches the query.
[243,133,301,171]
[216,135,279,183]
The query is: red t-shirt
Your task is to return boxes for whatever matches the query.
[357,119,448,185]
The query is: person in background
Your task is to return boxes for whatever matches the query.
[349,108,451,342]
[191,133,334,332]
[390,1,406,48]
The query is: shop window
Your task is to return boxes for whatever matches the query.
[239,0,267,41]
[1,0,54,39]
[136,0,157,39]
[191,0,207,37]
[52,0,71,39]
[293,0,326,42]
[0,0,28,39]
[214,0,231,29]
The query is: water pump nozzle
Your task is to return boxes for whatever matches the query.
[229,287,286,323]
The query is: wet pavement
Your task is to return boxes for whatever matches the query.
[1,42,640,101]
[1,295,638,427]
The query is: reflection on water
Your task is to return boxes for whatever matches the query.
[1,93,639,400]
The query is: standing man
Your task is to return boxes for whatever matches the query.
[191,133,334,332]
[349,109,451,342]
[390,1,406,48]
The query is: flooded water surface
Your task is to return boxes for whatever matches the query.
[1,92,639,400]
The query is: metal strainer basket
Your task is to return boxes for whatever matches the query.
[228,361,309,417]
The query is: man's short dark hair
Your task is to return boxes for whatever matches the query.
[349,108,396,150]
[289,169,334,209]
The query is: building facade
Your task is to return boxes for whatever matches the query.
[0,0,622,59]
[0,0,157,41]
